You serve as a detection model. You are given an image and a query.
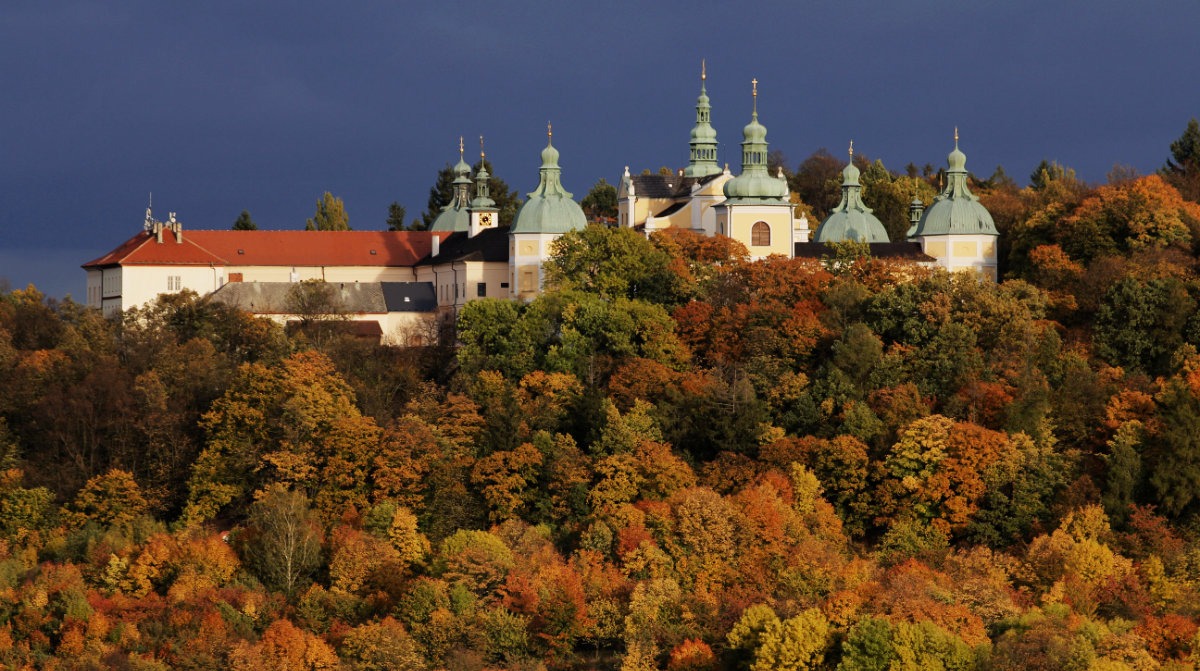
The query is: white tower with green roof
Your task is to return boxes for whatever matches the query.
[908,131,999,279]
[714,79,794,259]
[509,125,587,300]
[468,136,499,238]
[430,137,473,233]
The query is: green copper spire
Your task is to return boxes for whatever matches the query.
[451,135,472,204]
[909,129,999,238]
[906,191,925,238]
[430,137,474,232]
[510,124,587,234]
[722,79,788,202]
[685,59,720,178]
[814,141,890,243]
[470,135,496,209]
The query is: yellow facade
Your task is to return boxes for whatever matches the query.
[719,203,795,259]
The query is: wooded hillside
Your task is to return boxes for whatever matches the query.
[3,134,1200,669]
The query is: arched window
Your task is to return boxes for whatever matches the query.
[751,221,771,246]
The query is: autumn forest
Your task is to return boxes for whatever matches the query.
[3,122,1200,670]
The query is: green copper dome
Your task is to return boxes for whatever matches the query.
[511,128,587,234]
[910,135,998,238]
[723,80,788,203]
[685,62,720,178]
[814,148,889,243]
[431,140,474,232]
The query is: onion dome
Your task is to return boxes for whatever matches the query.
[431,137,473,232]
[685,60,720,178]
[910,130,998,237]
[722,79,788,202]
[510,125,587,234]
[814,142,890,243]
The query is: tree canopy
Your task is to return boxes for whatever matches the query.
[305,191,350,231]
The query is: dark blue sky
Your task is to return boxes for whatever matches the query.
[3,1,1199,299]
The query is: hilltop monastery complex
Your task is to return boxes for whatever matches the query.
[84,70,1000,344]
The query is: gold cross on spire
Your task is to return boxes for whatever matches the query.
[479,135,486,160]
[458,136,464,159]
[752,78,758,114]
[701,58,706,81]
[547,122,552,140]
[849,140,854,159]
[954,126,959,145]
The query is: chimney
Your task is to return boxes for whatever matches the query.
[154,220,163,244]
[169,212,182,243]
[431,233,440,258]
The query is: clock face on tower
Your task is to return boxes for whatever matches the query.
[479,213,493,227]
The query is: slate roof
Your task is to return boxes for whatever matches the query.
[380,282,437,312]
[209,281,437,314]
[793,241,935,261]
[417,227,510,265]
[629,174,697,199]
[83,229,453,269]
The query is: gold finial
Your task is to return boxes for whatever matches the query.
[547,122,552,140]
[849,140,854,159]
[458,136,464,159]
[479,135,486,160]
[954,126,959,146]
[751,78,758,114]
[701,58,706,81]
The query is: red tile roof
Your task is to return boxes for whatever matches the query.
[83,229,453,269]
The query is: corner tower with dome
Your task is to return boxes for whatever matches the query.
[907,131,1000,279]
[713,79,794,259]
[812,142,891,244]
[509,125,588,300]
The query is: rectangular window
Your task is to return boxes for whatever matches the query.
[477,282,487,297]
[500,282,509,289]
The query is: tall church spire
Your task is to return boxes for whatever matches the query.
[430,137,474,231]
[741,79,768,173]
[685,59,720,178]
[471,135,495,209]
[451,136,472,207]
[721,78,788,203]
